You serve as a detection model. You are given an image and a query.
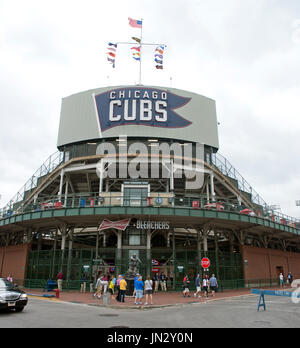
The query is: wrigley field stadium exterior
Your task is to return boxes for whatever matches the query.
[1,85,300,292]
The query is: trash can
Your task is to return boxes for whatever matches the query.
[103,292,110,306]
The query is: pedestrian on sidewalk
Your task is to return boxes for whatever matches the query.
[57,271,64,292]
[102,273,109,294]
[194,273,202,298]
[279,273,284,288]
[160,272,167,292]
[287,272,293,287]
[209,274,218,297]
[108,275,116,297]
[203,275,209,298]
[133,273,140,298]
[183,275,191,298]
[119,275,127,303]
[94,274,103,299]
[7,274,13,283]
[134,275,144,305]
[154,273,160,292]
[80,274,87,293]
[144,276,153,305]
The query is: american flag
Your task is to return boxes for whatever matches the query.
[128,17,143,28]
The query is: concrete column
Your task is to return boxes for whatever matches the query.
[103,232,107,248]
[66,230,73,282]
[64,180,69,207]
[206,181,210,203]
[99,159,104,194]
[58,169,65,202]
[214,232,220,279]
[197,230,202,272]
[95,231,99,259]
[51,229,58,279]
[60,225,67,272]
[172,230,176,290]
[116,230,122,275]
[170,160,174,191]
[210,172,215,202]
[203,233,208,257]
[146,229,152,276]
[167,232,170,248]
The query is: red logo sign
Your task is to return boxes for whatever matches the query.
[201,258,210,269]
[98,219,130,231]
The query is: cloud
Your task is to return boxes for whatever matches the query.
[0,0,299,219]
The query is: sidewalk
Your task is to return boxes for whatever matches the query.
[25,287,261,308]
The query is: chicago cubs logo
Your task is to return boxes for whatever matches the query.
[94,87,192,132]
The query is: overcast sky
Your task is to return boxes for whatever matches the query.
[0,0,300,218]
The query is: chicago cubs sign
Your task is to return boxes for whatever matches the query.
[57,85,219,149]
[94,87,192,132]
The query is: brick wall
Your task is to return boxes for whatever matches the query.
[0,244,31,281]
[241,245,300,280]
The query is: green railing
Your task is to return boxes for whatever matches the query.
[1,192,299,231]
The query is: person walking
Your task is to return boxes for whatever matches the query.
[194,273,202,298]
[279,273,284,288]
[119,275,127,303]
[133,273,140,298]
[183,275,191,298]
[134,275,144,305]
[287,272,293,287]
[116,275,122,302]
[94,274,103,299]
[203,274,209,298]
[160,272,167,292]
[57,271,64,292]
[108,275,116,297]
[7,274,13,283]
[102,274,109,294]
[209,274,218,297]
[144,276,153,305]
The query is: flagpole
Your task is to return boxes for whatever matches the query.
[139,19,143,85]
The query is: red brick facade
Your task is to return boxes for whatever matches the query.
[241,245,300,280]
[0,244,31,281]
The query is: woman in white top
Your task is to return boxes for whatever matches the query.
[144,276,153,305]
[203,275,209,298]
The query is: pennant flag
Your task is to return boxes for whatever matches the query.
[133,57,141,61]
[154,45,165,70]
[106,42,117,68]
[128,17,143,28]
[131,46,141,52]
[132,37,141,43]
